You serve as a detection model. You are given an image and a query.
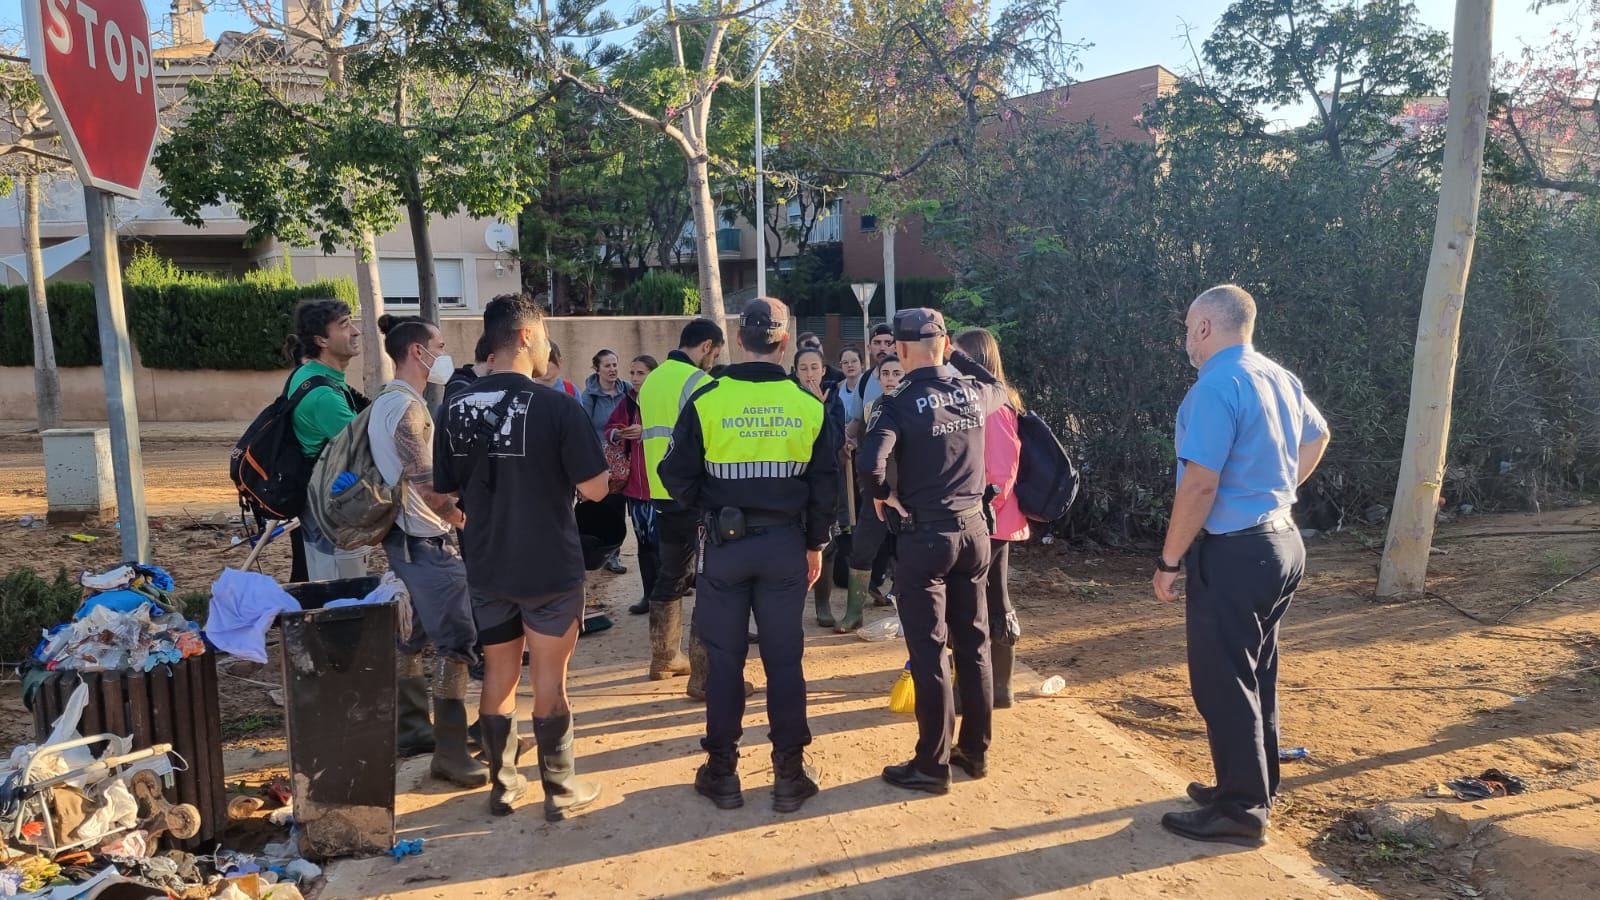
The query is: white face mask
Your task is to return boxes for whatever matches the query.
[422,349,454,385]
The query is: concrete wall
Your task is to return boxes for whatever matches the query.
[0,315,752,422]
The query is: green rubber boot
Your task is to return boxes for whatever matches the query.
[834,569,870,634]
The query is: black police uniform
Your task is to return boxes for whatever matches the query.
[857,311,1008,784]
[658,359,838,782]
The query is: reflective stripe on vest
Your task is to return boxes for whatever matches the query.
[695,378,823,481]
[639,358,711,500]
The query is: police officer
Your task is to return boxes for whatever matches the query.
[1153,285,1329,847]
[659,297,838,813]
[636,319,724,687]
[858,308,1009,794]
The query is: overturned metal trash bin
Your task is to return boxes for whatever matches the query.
[279,576,396,860]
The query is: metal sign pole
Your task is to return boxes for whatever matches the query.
[84,188,150,563]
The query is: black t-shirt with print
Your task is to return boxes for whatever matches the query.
[433,372,608,597]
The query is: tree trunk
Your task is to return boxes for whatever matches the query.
[22,174,62,431]
[355,230,390,394]
[686,154,726,322]
[1377,0,1494,599]
[882,221,897,320]
[404,182,439,326]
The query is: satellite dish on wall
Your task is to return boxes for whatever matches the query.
[484,222,516,253]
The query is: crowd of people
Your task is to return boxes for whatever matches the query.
[275,281,1327,848]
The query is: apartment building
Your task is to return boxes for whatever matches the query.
[0,1,520,312]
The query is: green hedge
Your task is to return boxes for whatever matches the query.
[0,273,357,370]
[616,271,699,316]
[0,282,101,367]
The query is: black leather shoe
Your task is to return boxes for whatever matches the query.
[949,747,988,779]
[1160,807,1267,848]
[1187,782,1217,805]
[628,597,650,615]
[881,761,950,795]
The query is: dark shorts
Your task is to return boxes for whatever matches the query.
[472,584,585,643]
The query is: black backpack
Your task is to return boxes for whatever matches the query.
[230,372,339,520]
[1014,409,1079,523]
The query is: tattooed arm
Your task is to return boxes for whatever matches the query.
[395,400,465,527]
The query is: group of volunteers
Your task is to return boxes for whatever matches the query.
[269,281,1328,849]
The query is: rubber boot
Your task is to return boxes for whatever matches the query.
[834,569,870,633]
[686,624,709,700]
[686,624,755,702]
[771,748,819,813]
[430,699,489,788]
[695,749,743,810]
[992,641,1016,710]
[648,601,691,680]
[479,714,526,817]
[396,677,435,756]
[533,713,601,822]
[813,559,837,628]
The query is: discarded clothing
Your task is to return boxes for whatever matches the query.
[1445,768,1528,801]
[35,604,201,673]
[204,569,302,663]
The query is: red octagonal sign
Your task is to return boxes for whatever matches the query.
[23,0,159,199]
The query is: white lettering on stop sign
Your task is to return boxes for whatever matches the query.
[44,0,152,94]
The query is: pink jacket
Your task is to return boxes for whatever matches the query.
[987,405,1030,542]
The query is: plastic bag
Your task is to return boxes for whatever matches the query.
[888,663,915,714]
[857,616,902,642]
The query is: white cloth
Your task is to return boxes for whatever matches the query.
[368,380,449,538]
[203,569,301,663]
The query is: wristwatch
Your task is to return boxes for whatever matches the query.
[1155,555,1182,573]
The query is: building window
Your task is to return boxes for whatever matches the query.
[860,214,878,232]
[379,258,465,306]
[716,227,742,253]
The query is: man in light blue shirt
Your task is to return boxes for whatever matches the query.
[1152,284,1330,848]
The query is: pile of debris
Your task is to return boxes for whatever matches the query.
[31,565,204,673]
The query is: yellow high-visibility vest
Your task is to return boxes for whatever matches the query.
[694,377,823,479]
[639,357,713,500]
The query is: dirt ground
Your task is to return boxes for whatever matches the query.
[2,437,1597,898]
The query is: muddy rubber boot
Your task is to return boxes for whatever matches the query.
[479,714,526,817]
[813,565,836,628]
[992,642,1016,710]
[834,569,870,634]
[648,601,692,680]
[429,699,489,788]
[685,625,754,702]
[771,748,819,813]
[695,750,743,809]
[533,713,601,822]
[396,676,435,756]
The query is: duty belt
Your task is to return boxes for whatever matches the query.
[1201,516,1295,539]
[899,503,984,532]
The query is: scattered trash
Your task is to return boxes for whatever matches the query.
[1033,675,1067,696]
[282,858,322,883]
[18,513,44,527]
[857,616,902,642]
[228,795,267,819]
[1443,768,1527,800]
[67,533,97,543]
[32,564,203,673]
[1040,534,1055,545]
[389,838,425,860]
[267,802,296,827]
[1279,747,1310,760]
[888,662,915,714]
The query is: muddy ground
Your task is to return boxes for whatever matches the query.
[2,437,1597,898]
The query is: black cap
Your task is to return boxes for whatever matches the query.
[893,308,947,341]
[740,298,788,339]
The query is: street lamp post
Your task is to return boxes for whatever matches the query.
[850,282,878,347]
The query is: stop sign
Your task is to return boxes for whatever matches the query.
[23,0,160,199]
